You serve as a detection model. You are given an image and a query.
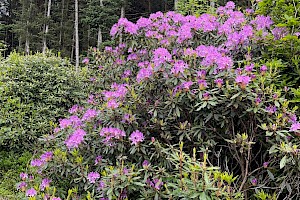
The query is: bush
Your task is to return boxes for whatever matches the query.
[0,150,32,200]
[257,0,300,87]
[18,2,300,199]
[0,52,87,149]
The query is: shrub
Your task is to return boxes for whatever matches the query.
[257,0,300,87]
[18,2,300,199]
[0,53,88,149]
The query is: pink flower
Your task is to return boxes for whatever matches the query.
[95,155,103,165]
[87,172,100,183]
[235,75,251,89]
[65,129,86,149]
[82,58,89,64]
[171,60,188,75]
[181,81,193,90]
[31,159,44,167]
[129,130,144,145]
[153,48,172,66]
[20,172,28,180]
[40,178,51,191]
[107,99,119,109]
[40,151,53,162]
[82,109,98,121]
[214,78,224,88]
[290,122,300,132]
[137,67,153,83]
[198,79,208,90]
[26,188,37,197]
[51,197,62,200]
[17,181,27,191]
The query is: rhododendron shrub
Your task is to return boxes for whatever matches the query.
[19,2,300,199]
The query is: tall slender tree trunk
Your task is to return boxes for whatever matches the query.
[97,0,103,48]
[120,2,125,43]
[121,5,125,18]
[42,0,52,54]
[59,0,65,47]
[74,0,79,72]
[174,0,178,11]
[25,21,30,55]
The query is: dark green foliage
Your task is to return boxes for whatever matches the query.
[257,0,300,88]
[0,52,87,149]
[0,150,32,199]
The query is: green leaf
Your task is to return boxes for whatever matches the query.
[280,156,287,169]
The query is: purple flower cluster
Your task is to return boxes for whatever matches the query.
[82,109,99,121]
[290,122,300,132]
[26,188,37,197]
[146,178,163,190]
[87,172,100,183]
[235,75,251,89]
[171,60,188,75]
[65,129,86,149]
[129,130,145,145]
[40,178,51,191]
[100,127,126,145]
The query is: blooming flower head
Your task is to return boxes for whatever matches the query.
[142,160,150,168]
[251,178,257,186]
[290,122,300,132]
[40,178,51,191]
[65,129,86,149]
[225,1,235,10]
[266,105,277,115]
[181,81,193,91]
[51,197,62,200]
[203,92,210,100]
[235,75,251,89]
[255,97,261,106]
[251,15,273,30]
[82,58,89,65]
[17,181,27,191]
[171,60,188,75]
[82,109,99,121]
[263,162,269,168]
[197,70,207,79]
[20,172,28,180]
[107,99,120,109]
[26,188,37,197]
[100,127,126,145]
[95,155,103,165]
[40,151,53,162]
[214,78,224,88]
[87,172,100,184]
[260,65,267,75]
[153,47,172,66]
[31,159,44,167]
[198,79,208,90]
[245,63,254,73]
[129,130,144,145]
[137,67,153,83]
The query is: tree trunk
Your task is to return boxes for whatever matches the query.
[174,0,178,11]
[25,21,30,55]
[121,5,125,18]
[97,27,103,49]
[42,0,52,54]
[59,0,65,47]
[74,0,79,73]
[97,0,103,48]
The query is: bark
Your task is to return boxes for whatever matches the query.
[174,0,178,11]
[75,0,79,72]
[59,0,65,47]
[42,0,52,54]
[97,0,104,48]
